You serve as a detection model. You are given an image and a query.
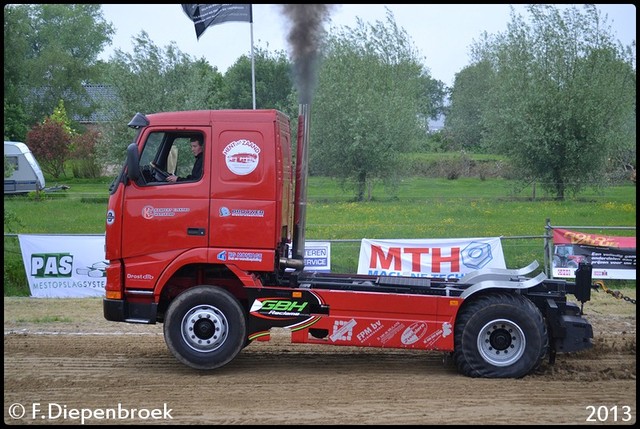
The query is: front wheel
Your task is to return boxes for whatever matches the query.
[453,292,548,378]
[164,286,246,370]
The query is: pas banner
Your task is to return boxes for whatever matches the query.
[552,228,636,280]
[18,234,107,298]
[358,237,506,279]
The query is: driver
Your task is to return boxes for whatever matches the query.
[166,137,203,183]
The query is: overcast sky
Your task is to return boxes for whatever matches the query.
[99,4,636,87]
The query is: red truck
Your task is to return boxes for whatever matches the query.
[103,106,594,378]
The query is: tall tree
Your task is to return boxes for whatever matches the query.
[445,59,496,151]
[469,4,636,199]
[3,4,114,138]
[311,9,443,201]
[221,46,295,115]
[97,31,224,165]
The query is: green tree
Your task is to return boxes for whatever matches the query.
[311,9,442,201]
[445,59,496,152]
[3,101,30,142]
[469,4,636,199]
[3,4,114,135]
[3,5,31,110]
[222,46,295,114]
[49,99,76,136]
[97,31,225,166]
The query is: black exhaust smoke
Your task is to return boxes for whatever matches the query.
[280,5,334,263]
[280,4,334,104]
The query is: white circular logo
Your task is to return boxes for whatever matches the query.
[106,209,115,225]
[223,139,260,176]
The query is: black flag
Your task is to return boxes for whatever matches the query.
[182,4,252,40]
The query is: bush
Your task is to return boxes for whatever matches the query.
[70,130,102,179]
[26,118,71,179]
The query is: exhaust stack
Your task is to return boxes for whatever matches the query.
[292,103,310,263]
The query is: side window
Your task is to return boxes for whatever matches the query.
[140,133,163,166]
[7,156,19,171]
[168,134,205,183]
[138,132,204,185]
[172,137,197,178]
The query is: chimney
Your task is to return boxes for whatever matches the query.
[292,103,311,263]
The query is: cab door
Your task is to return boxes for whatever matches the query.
[120,128,211,288]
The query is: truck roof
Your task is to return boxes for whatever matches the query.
[145,109,287,127]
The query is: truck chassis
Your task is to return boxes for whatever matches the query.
[105,260,593,378]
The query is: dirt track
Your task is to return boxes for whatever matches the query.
[4,290,636,425]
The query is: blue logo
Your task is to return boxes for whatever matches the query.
[217,250,227,261]
[219,207,231,217]
[461,242,493,270]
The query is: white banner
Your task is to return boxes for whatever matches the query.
[304,241,331,272]
[18,234,107,298]
[358,237,506,280]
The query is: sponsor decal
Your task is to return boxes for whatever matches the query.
[250,298,308,318]
[400,322,428,345]
[223,139,260,175]
[423,322,453,347]
[229,251,262,262]
[219,206,265,218]
[356,320,383,343]
[141,205,190,219]
[377,321,406,345]
[216,250,262,262]
[31,253,73,278]
[106,209,115,225]
[126,273,154,280]
[331,319,357,342]
[75,261,108,278]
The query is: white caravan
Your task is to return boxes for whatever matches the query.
[4,141,46,194]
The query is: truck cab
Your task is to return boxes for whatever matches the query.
[104,110,293,323]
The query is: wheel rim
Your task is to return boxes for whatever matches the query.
[477,318,526,367]
[181,305,229,353]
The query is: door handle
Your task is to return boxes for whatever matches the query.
[187,228,206,236]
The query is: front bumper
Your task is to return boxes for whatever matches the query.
[103,299,158,324]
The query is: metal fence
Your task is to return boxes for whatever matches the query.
[5,220,636,280]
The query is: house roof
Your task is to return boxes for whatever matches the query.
[73,84,118,124]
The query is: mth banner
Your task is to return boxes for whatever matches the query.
[552,228,636,280]
[358,237,506,279]
[18,235,107,298]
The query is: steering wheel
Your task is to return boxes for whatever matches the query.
[149,162,171,181]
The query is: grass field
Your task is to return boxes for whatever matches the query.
[4,176,636,295]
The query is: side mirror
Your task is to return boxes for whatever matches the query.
[126,143,140,181]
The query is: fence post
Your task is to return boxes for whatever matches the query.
[544,218,553,277]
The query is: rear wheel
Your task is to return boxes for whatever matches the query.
[453,292,547,378]
[164,286,246,370]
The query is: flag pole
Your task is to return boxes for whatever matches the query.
[250,19,256,110]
